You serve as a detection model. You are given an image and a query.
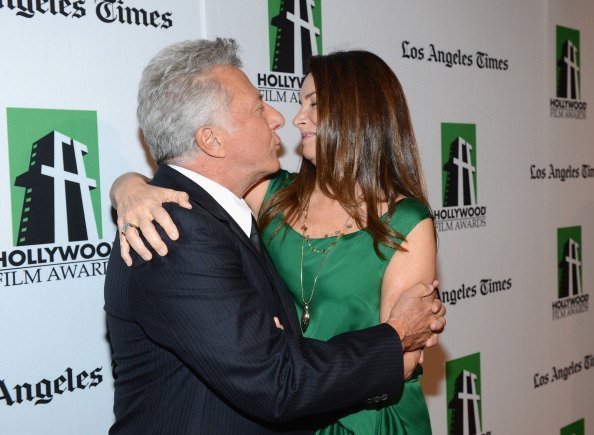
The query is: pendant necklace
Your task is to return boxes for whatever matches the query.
[299,205,352,333]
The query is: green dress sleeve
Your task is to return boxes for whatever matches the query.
[263,169,294,203]
[377,198,434,260]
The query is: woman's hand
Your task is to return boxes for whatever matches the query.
[111,173,191,266]
[403,349,423,380]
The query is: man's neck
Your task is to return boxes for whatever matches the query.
[175,160,252,198]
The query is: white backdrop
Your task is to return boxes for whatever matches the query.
[1,1,592,434]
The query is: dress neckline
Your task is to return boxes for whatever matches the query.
[282,197,411,241]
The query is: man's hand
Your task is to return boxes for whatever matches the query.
[273,317,284,330]
[386,281,446,352]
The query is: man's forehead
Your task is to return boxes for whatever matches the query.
[211,64,240,77]
[211,65,259,102]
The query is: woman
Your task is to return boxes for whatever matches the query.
[113,50,436,434]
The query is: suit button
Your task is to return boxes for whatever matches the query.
[365,394,388,409]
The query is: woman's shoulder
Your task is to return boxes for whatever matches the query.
[394,197,433,218]
[264,169,296,200]
[387,197,433,237]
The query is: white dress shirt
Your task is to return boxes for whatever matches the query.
[168,164,253,237]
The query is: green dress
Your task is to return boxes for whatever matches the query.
[262,170,433,435]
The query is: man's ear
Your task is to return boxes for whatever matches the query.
[195,127,226,158]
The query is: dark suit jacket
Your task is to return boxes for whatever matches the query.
[104,165,404,434]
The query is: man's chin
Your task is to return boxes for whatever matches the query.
[258,159,281,177]
[271,159,281,172]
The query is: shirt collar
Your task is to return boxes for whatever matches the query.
[168,164,253,237]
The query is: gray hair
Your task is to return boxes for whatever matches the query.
[137,38,242,165]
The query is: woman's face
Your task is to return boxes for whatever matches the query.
[293,74,318,165]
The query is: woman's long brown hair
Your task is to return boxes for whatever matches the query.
[259,50,432,258]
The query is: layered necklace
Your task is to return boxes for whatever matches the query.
[299,204,353,333]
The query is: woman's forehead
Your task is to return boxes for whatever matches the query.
[300,74,316,97]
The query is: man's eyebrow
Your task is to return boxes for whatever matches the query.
[253,94,264,105]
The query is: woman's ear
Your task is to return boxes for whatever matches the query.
[195,127,226,158]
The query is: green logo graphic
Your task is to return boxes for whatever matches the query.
[557,226,582,298]
[556,26,581,100]
[268,0,322,75]
[446,352,482,435]
[7,108,102,245]
[441,123,477,208]
[561,418,584,435]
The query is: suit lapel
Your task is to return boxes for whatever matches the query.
[152,166,301,334]
[153,165,262,258]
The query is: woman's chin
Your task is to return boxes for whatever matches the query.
[301,145,316,165]
[302,154,316,166]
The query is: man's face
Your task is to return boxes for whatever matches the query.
[213,66,285,184]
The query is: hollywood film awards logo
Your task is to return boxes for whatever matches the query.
[550,26,587,119]
[561,419,585,435]
[552,226,589,320]
[434,123,487,232]
[256,0,323,104]
[2,108,111,288]
[446,353,491,435]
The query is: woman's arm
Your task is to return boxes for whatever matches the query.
[244,178,270,218]
[110,172,271,266]
[380,218,437,379]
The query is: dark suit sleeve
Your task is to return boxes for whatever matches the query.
[130,206,403,423]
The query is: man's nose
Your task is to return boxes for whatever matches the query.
[267,105,285,130]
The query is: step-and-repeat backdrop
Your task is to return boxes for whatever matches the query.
[1,1,592,434]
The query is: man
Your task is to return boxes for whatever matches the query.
[104,38,445,434]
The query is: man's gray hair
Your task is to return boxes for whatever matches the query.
[137,38,242,165]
